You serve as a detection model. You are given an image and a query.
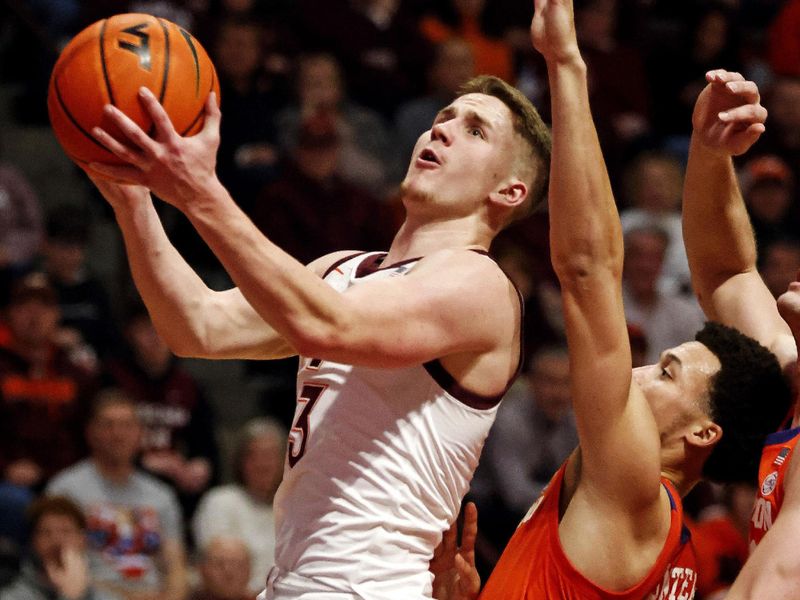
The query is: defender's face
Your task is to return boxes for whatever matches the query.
[401,93,518,215]
[632,341,720,438]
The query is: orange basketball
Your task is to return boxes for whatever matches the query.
[47,13,220,169]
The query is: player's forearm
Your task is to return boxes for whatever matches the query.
[683,136,758,294]
[183,178,351,357]
[112,198,219,356]
[547,57,623,284]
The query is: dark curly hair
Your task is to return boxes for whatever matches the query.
[697,321,792,483]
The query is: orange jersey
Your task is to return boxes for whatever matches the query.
[479,464,698,600]
[749,426,800,550]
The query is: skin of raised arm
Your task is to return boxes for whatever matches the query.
[87,97,517,372]
[91,177,296,360]
[534,0,662,506]
[682,71,794,364]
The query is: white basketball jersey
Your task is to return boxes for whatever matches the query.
[266,251,518,599]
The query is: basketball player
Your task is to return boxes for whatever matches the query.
[477,1,791,598]
[682,68,800,599]
[83,61,550,599]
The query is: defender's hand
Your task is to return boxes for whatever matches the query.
[531,0,580,65]
[431,502,481,600]
[692,70,767,157]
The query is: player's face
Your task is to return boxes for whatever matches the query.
[401,93,519,215]
[632,341,721,440]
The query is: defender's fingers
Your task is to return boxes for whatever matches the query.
[460,502,478,554]
[724,80,761,103]
[455,554,481,596]
[718,103,768,124]
[706,69,745,84]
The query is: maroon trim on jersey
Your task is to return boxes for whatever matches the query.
[423,359,504,409]
[354,253,423,278]
[422,249,525,410]
[322,252,370,279]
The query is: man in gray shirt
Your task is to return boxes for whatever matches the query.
[47,389,188,600]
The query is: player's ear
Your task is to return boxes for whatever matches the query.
[687,419,722,449]
[490,180,528,210]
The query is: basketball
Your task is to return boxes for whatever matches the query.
[47,13,220,170]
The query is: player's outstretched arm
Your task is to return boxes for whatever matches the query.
[683,70,794,364]
[86,90,518,372]
[724,453,800,599]
[536,0,661,506]
[89,175,296,360]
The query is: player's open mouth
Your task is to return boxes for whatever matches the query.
[417,148,441,168]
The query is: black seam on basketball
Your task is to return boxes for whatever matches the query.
[99,19,116,105]
[158,18,170,104]
[180,105,205,136]
[179,68,215,136]
[54,76,110,153]
[178,28,200,97]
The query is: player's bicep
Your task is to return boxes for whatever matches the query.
[703,272,792,355]
[324,259,514,367]
[560,278,663,503]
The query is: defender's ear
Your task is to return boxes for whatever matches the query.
[688,420,722,449]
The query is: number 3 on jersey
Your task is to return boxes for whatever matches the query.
[288,383,327,467]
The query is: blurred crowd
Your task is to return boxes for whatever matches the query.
[2,0,800,598]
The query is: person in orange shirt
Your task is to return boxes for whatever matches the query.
[420,0,514,83]
[448,2,790,599]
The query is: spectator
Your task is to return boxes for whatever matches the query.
[190,537,254,600]
[419,0,514,83]
[0,272,96,491]
[212,17,281,211]
[276,52,397,197]
[620,150,691,294]
[621,225,704,364]
[0,495,103,600]
[0,160,42,288]
[394,37,475,168]
[47,389,188,600]
[740,154,797,250]
[756,76,800,176]
[192,419,285,594]
[292,0,433,117]
[251,112,395,266]
[575,0,650,175]
[103,304,218,518]
[690,483,754,599]
[759,237,800,300]
[470,346,577,564]
[39,204,119,360]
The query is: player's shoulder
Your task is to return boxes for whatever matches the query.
[307,250,371,277]
[414,247,504,275]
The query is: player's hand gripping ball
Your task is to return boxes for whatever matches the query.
[47,13,220,173]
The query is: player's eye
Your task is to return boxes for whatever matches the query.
[469,127,484,139]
